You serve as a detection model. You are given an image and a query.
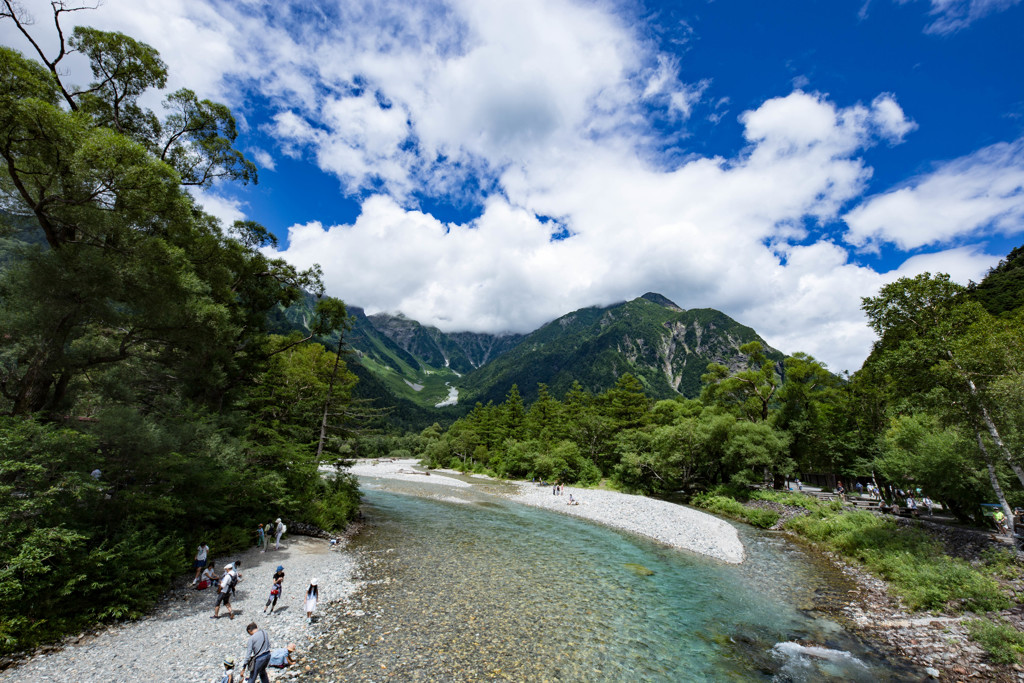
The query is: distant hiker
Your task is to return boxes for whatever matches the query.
[923,497,934,515]
[90,468,102,480]
[264,571,283,614]
[906,496,918,518]
[268,643,296,668]
[305,578,319,624]
[256,524,266,552]
[192,542,209,584]
[796,479,802,491]
[274,518,286,550]
[855,482,863,496]
[220,657,236,683]
[212,563,235,620]
[240,622,272,683]
[552,485,557,496]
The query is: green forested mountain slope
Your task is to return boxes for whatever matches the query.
[970,244,1024,316]
[456,293,783,405]
[277,291,782,421]
[272,294,463,411]
[367,312,523,374]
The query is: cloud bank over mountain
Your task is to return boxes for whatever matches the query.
[5,0,1021,373]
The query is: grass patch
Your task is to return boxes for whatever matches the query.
[966,618,1024,665]
[691,494,780,529]
[981,547,1024,581]
[785,511,1010,612]
[750,490,828,512]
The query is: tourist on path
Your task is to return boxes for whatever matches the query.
[274,518,286,550]
[304,578,319,624]
[212,563,236,620]
[256,524,266,552]
[264,569,284,614]
[192,542,209,584]
[240,622,272,683]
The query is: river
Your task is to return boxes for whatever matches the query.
[309,475,923,681]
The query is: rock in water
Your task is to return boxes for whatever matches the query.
[624,563,655,576]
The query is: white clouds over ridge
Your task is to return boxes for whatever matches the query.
[270,88,960,374]
[4,0,1013,373]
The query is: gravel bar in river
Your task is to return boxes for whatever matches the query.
[351,458,745,564]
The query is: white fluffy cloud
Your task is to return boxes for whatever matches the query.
[3,0,1009,373]
[844,138,1024,250]
[267,88,987,373]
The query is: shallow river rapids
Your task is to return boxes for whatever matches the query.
[307,475,924,681]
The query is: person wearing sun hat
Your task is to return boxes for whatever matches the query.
[212,563,235,620]
[219,656,235,683]
[304,578,319,624]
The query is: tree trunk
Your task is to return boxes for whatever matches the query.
[315,339,344,464]
[977,432,1015,540]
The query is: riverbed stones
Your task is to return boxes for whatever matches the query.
[0,535,358,683]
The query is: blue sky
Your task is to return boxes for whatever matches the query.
[3,0,1023,372]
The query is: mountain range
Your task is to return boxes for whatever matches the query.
[275,292,783,428]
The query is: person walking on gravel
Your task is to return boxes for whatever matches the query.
[304,578,319,624]
[274,518,286,550]
[256,524,266,552]
[264,570,283,614]
[212,563,236,620]
[240,622,272,683]
[192,542,209,584]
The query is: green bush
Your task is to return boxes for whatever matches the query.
[981,547,1024,581]
[751,490,827,512]
[691,494,780,529]
[967,618,1024,664]
[785,510,1009,612]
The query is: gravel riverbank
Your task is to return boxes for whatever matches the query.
[509,482,745,564]
[0,536,358,683]
[351,459,744,564]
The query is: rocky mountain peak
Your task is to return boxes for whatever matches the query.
[639,292,684,311]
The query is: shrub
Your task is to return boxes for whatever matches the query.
[691,494,780,529]
[751,490,827,512]
[967,618,1024,665]
[785,510,1009,612]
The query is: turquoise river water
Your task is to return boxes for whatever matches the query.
[319,476,923,682]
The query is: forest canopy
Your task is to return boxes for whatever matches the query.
[0,3,361,651]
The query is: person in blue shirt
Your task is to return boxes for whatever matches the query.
[269,643,296,668]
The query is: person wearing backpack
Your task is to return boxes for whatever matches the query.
[274,518,286,550]
[231,559,243,595]
[212,563,236,620]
